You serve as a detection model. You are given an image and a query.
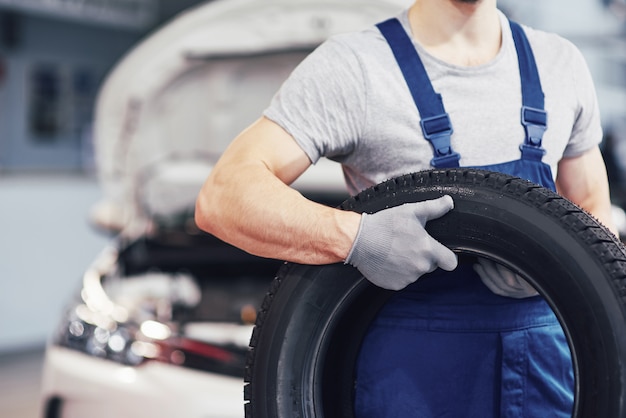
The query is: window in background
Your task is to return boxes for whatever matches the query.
[29,63,63,140]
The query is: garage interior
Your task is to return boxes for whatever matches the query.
[1,0,626,417]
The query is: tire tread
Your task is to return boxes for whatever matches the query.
[243,168,626,417]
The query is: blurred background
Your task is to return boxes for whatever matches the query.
[1,0,625,416]
[0,1,215,416]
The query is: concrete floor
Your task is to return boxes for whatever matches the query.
[0,348,45,418]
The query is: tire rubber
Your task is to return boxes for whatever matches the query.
[244,168,626,418]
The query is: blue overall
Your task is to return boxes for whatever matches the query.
[354,19,574,417]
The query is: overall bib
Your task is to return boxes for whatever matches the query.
[354,19,574,417]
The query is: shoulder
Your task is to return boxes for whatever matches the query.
[518,23,587,68]
[285,24,397,93]
[314,24,392,66]
[516,22,602,158]
[516,21,595,102]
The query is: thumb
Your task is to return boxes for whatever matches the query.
[412,195,454,223]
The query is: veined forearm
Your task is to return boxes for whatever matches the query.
[195,162,360,265]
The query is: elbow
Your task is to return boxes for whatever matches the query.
[194,191,217,235]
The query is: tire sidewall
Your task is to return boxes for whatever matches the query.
[247,170,626,418]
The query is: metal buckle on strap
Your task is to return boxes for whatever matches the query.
[420,114,460,168]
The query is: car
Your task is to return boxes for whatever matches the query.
[39,0,410,417]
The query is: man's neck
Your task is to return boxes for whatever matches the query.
[408,0,501,67]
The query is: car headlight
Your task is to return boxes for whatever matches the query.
[56,302,146,366]
[52,246,247,377]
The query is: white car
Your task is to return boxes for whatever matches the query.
[40,0,410,417]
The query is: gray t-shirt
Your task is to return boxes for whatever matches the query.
[264,10,602,195]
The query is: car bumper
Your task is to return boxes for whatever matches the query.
[41,346,243,418]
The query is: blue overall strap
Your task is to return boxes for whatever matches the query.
[509,21,547,161]
[377,18,460,168]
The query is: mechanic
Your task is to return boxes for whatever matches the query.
[195,0,618,416]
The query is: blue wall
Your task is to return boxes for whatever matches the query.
[0,11,143,351]
[0,12,143,171]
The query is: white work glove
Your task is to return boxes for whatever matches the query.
[345,196,458,291]
[473,258,538,298]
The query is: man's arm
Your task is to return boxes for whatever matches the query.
[195,116,361,265]
[196,116,457,289]
[556,146,619,236]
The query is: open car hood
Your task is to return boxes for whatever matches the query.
[90,0,411,233]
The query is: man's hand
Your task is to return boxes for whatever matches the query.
[473,258,539,298]
[345,196,458,290]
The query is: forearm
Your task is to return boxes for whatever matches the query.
[556,147,619,236]
[571,182,616,237]
[195,149,361,265]
[196,165,360,264]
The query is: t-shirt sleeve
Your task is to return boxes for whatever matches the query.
[263,36,366,164]
[562,43,604,158]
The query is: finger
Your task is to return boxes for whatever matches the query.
[477,258,500,278]
[519,281,538,295]
[475,263,502,292]
[493,262,521,287]
[482,259,522,290]
[493,262,535,291]
[474,263,507,296]
[476,260,539,298]
[513,274,538,294]
[412,195,454,222]
[494,261,517,279]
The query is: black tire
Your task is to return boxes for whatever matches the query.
[244,168,626,418]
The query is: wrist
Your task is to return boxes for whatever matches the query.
[335,210,362,262]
